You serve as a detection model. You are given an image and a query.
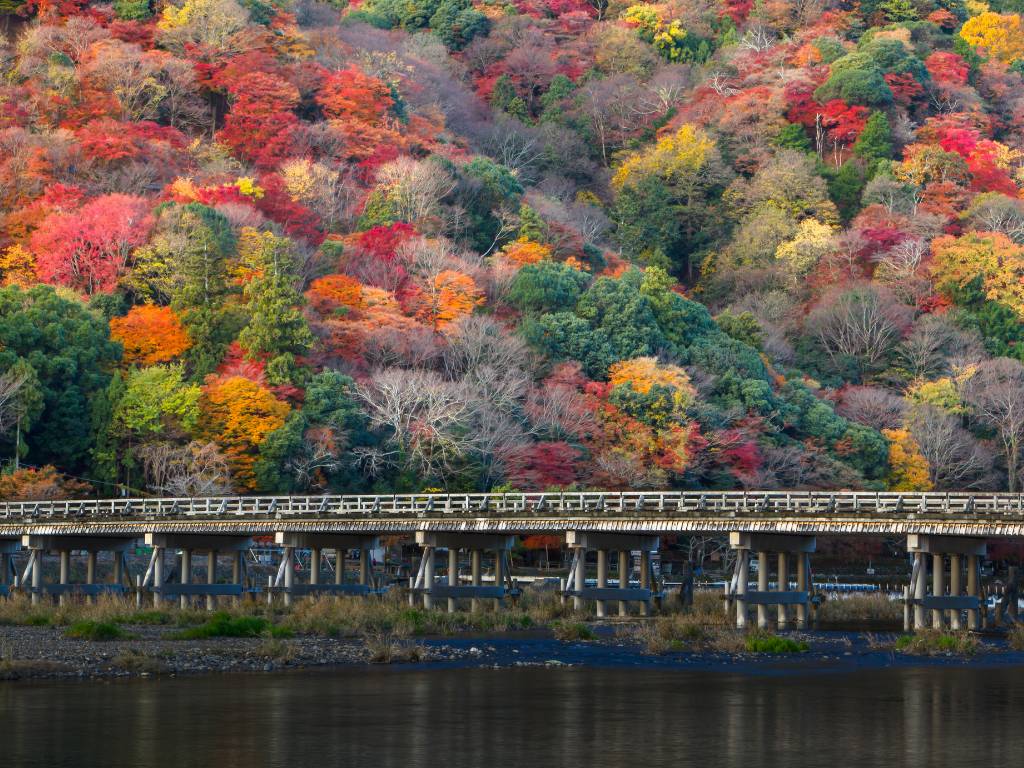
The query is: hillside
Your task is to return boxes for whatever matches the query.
[0,0,1023,498]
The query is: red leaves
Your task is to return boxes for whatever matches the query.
[820,99,870,144]
[883,72,924,107]
[926,52,970,88]
[220,72,302,169]
[503,441,581,490]
[31,193,153,294]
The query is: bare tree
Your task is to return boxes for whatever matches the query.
[907,405,995,490]
[893,314,983,382]
[374,157,456,232]
[738,25,776,53]
[836,386,906,431]
[964,358,1024,491]
[805,285,912,378]
[964,193,1024,243]
[139,441,232,497]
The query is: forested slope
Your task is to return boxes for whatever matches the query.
[1,0,1023,498]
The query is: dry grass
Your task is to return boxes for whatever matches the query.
[895,630,978,656]
[1007,623,1024,651]
[111,649,167,674]
[815,593,903,624]
[253,638,297,663]
[363,632,425,663]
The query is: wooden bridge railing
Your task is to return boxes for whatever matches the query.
[1,491,1024,522]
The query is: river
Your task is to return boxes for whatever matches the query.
[3,664,1023,767]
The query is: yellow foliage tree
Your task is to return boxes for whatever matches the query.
[612,124,715,191]
[930,231,1024,317]
[883,428,934,491]
[608,356,696,423]
[775,219,835,277]
[198,375,290,490]
[0,245,37,287]
[960,12,1024,64]
[907,377,966,414]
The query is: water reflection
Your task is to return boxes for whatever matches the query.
[2,665,1024,768]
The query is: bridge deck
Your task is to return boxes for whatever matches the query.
[2,492,1024,536]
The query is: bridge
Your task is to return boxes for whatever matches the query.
[1,491,1022,630]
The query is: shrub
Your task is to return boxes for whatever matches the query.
[172,612,272,639]
[744,631,809,653]
[552,621,596,641]
[65,620,129,641]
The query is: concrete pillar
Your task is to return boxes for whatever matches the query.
[59,550,69,606]
[932,553,944,629]
[757,551,769,629]
[949,553,961,630]
[573,548,585,612]
[618,550,629,617]
[86,550,97,604]
[903,585,911,632]
[640,550,651,617]
[113,552,123,588]
[423,547,435,610]
[359,548,370,587]
[796,553,808,629]
[471,550,482,613]
[777,552,788,629]
[283,547,294,607]
[1009,566,1019,620]
[206,550,217,611]
[180,549,191,610]
[310,548,321,588]
[31,550,41,605]
[153,547,164,607]
[967,554,979,630]
[913,552,926,629]
[448,548,458,613]
[736,550,749,629]
[335,549,344,586]
[595,549,607,618]
[233,552,242,606]
[494,549,505,608]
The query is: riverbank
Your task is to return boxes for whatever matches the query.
[3,591,1024,682]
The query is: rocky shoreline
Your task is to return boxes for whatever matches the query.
[5,625,1024,682]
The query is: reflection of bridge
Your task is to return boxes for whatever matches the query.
[1,491,1022,629]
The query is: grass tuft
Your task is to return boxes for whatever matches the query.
[65,620,129,641]
[895,630,978,655]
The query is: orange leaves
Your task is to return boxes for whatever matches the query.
[500,238,552,267]
[306,274,364,316]
[882,428,933,491]
[110,305,191,365]
[199,375,290,490]
[316,66,398,160]
[412,270,485,329]
[608,357,692,397]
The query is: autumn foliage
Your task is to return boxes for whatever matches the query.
[110,305,192,365]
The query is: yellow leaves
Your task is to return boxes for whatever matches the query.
[930,231,1024,318]
[960,12,1024,64]
[774,219,835,277]
[0,245,37,287]
[280,158,316,202]
[908,377,965,414]
[883,428,933,491]
[612,124,715,190]
[233,177,264,200]
[500,238,552,267]
[168,177,200,201]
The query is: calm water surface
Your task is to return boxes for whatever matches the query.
[3,665,1024,768]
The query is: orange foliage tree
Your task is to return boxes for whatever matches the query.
[110,305,191,365]
[412,270,484,329]
[198,375,290,490]
[0,466,92,501]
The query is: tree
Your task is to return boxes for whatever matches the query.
[964,358,1024,491]
[931,231,1024,318]
[960,12,1024,64]
[853,111,893,169]
[31,194,154,295]
[0,286,121,469]
[882,427,933,490]
[220,72,300,168]
[198,375,290,490]
[235,229,314,384]
[507,261,588,314]
[110,305,191,365]
[412,269,484,329]
[907,403,994,490]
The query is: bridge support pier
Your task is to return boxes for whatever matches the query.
[21,535,135,604]
[564,532,660,615]
[273,533,380,603]
[728,533,815,630]
[0,538,19,598]
[905,535,985,632]
[414,532,516,611]
[145,534,253,609]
